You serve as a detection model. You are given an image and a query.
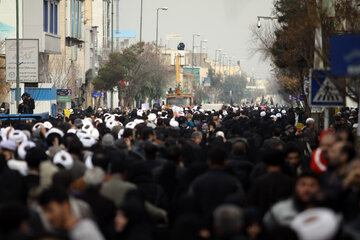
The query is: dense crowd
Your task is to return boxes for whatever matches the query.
[0,104,359,240]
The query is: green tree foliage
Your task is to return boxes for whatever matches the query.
[93,43,170,106]
[93,45,139,91]
[220,74,247,104]
[196,68,248,104]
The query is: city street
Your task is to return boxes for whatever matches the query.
[0,0,359,240]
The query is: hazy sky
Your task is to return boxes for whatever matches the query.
[116,0,274,79]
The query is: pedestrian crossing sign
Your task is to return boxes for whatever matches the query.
[311,70,343,107]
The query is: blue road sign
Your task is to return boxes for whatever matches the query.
[311,70,343,107]
[91,92,105,98]
[113,30,136,38]
[57,89,71,96]
[330,35,360,76]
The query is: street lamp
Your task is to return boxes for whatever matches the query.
[199,40,207,67]
[156,7,168,52]
[215,49,222,73]
[257,16,278,28]
[192,34,200,78]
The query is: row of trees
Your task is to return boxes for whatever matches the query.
[195,68,248,104]
[93,43,171,106]
[253,0,360,113]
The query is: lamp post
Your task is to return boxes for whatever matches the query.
[256,16,278,28]
[16,0,20,111]
[192,34,200,78]
[215,49,221,73]
[199,40,207,67]
[156,7,168,53]
[139,0,143,42]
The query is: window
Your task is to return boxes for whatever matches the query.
[71,0,75,37]
[43,0,48,32]
[50,3,54,33]
[54,4,58,34]
[79,1,82,38]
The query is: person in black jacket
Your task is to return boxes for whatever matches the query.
[18,93,35,114]
[188,147,245,222]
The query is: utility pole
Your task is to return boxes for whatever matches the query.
[110,0,114,111]
[192,34,200,81]
[139,0,143,42]
[16,0,20,112]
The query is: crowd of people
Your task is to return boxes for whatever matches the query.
[0,104,359,240]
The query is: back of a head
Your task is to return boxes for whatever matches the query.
[144,142,157,159]
[142,127,155,141]
[191,131,202,140]
[208,147,228,167]
[38,184,69,207]
[67,138,83,157]
[92,149,110,172]
[264,138,285,151]
[165,145,182,164]
[84,167,105,189]
[263,149,285,167]
[26,147,47,169]
[213,204,242,236]
[232,141,247,157]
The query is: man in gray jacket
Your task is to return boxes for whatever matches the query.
[263,171,320,230]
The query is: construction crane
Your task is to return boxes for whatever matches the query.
[165,43,194,108]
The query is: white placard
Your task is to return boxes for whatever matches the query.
[141,103,150,111]
[6,39,39,82]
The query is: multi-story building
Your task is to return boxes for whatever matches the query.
[0,0,61,113]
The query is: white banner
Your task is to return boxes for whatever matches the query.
[5,39,39,83]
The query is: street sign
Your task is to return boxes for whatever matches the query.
[5,39,39,82]
[330,35,360,76]
[56,89,71,102]
[113,30,136,38]
[310,70,343,107]
[91,92,104,98]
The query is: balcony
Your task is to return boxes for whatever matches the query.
[44,32,61,54]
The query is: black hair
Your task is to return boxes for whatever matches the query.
[92,149,110,172]
[26,147,47,169]
[340,143,356,163]
[165,145,182,164]
[296,170,320,184]
[208,146,228,166]
[0,202,29,235]
[263,150,284,166]
[144,142,157,160]
[67,139,83,157]
[142,127,155,141]
[285,142,302,157]
[122,128,133,138]
[38,185,69,206]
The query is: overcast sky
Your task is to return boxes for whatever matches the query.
[116,0,274,80]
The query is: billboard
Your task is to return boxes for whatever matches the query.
[6,39,39,83]
[57,89,72,102]
[112,30,136,38]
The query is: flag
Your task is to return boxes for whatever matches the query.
[120,80,126,87]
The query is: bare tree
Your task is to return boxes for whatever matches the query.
[47,55,72,89]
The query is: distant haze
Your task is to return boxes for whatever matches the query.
[116,0,274,79]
